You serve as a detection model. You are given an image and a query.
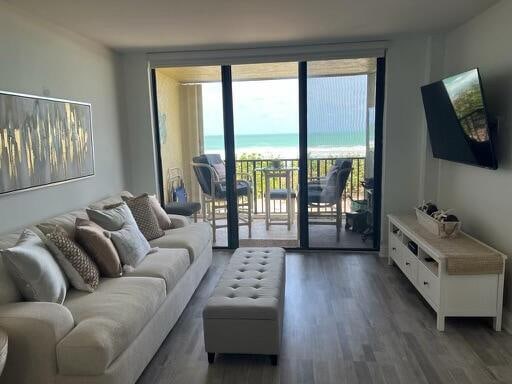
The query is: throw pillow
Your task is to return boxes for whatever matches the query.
[38,225,100,292]
[109,220,151,267]
[148,195,173,230]
[87,203,151,267]
[86,202,135,231]
[1,229,67,303]
[122,194,165,240]
[75,218,123,278]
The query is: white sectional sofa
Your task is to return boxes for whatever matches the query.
[0,192,213,384]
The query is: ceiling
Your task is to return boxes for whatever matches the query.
[159,59,376,83]
[5,0,497,51]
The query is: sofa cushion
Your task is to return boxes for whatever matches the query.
[124,248,190,293]
[149,222,212,264]
[38,209,89,238]
[57,276,166,375]
[88,191,133,210]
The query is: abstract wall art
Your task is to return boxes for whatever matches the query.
[0,91,94,195]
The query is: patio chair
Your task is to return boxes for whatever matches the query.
[192,154,252,243]
[307,159,352,241]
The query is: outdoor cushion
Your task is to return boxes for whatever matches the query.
[193,154,252,198]
[214,180,251,199]
[124,248,190,293]
[268,189,297,200]
[149,222,212,264]
[57,276,166,375]
[164,201,201,217]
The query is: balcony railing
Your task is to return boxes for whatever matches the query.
[236,157,366,216]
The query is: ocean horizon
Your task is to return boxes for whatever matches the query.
[204,132,367,158]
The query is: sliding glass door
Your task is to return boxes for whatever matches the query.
[152,57,384,250]
[153,66,230,246]
[231,63,299,248]
[306,59,379,249]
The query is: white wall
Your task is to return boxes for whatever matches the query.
[119,53,158,196]
[380,36,431,243]
[0,3,126,233]
[432,0,512,310]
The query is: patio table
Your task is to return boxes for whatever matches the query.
[255,166,298,230]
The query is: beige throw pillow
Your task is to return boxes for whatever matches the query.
[38,225,100,292]
[149,195,173,230]
[75,218,123,278]
[122,194,165,240]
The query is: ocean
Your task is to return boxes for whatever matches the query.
[204,132,367,158]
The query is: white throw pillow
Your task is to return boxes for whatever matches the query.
[87,203,151,267]
[1,229,68,303]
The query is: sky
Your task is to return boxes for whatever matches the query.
[202,79,298,136]
[201,75,368,137]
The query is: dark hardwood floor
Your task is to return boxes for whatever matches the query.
[137,250,512,384]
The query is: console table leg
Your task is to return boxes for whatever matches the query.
[387,256,393,266]
[436,314,445,331]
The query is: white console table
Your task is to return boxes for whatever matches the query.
[388,214,507,331]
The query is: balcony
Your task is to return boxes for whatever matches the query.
[208,156,371,248]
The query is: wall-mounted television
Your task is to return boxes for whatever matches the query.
[421,68,497,169]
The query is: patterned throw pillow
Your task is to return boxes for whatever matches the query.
[122,194,165,240]
[40,225,100,292]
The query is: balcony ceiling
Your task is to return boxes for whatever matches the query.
[4,0,497,50]
[159,59,376,83]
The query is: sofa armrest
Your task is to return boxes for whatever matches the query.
[0,302,74,383]
[169,214,191,228]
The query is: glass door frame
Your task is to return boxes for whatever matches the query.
[150,56,385,251]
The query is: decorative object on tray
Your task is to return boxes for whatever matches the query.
[0,91,94,195]
[416,201,461,238]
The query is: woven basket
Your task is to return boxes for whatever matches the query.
[415,208,461,238]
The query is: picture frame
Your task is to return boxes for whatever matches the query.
[0,91,94,195]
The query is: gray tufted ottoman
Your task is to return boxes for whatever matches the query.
[203,247,286,365]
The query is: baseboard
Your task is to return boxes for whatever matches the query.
[378,241,388,258]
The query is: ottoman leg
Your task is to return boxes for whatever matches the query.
[207,352,215,364]
[270,354,278,366]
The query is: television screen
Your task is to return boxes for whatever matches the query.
[421,68,497,169]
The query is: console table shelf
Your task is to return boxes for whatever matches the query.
[388,214,507,331]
